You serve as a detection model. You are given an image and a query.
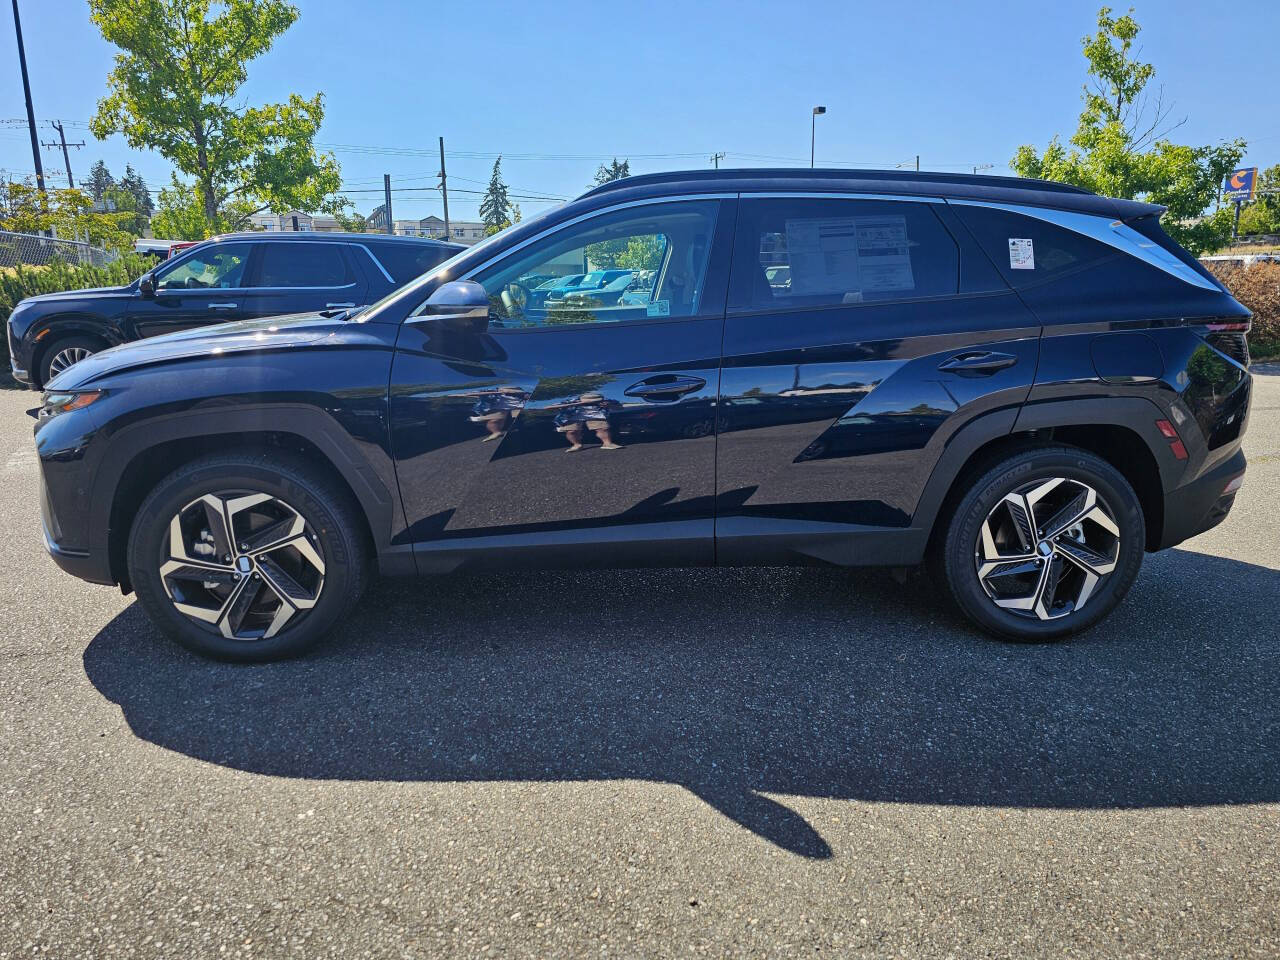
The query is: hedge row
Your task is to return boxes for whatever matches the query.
[0,255,153,374]
[1213,262,1280,359]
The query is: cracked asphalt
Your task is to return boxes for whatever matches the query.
[2,370,1278,958]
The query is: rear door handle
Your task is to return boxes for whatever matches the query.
[624,375,707,400]
[207,302,238,310]
[326,302,356,308]
[937,351,1018,375]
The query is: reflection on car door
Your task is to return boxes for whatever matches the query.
[124,241,256,339]
[389,198,736,572]
[715,196,1040,564]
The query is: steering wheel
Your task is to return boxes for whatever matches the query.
[499,281,531,318]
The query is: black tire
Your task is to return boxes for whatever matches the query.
[41,335,103,386]
[127,451,369,661]
[934,445,1145,642]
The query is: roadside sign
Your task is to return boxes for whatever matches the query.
[1224,167,1258,201]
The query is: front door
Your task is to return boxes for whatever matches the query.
[124,241,255,339]
[388,198,735,572]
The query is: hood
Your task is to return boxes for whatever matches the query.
[20,285,135,305]
[45,311,342,390]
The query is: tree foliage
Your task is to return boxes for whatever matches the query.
[0,181,135,249]
[88,0,343,235]
[480,158,512,235]
[1236,164,1280,236]
[334,207,368,233]
[85,160,115,202]
[592,158,630,186]
[1011,6,1245,256]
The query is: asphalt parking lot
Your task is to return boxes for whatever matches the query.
[2,372,1278,959]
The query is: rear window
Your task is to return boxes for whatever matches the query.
[255,242,352,288]
[951,205,1113,288]
[365,241,456,284]
[729,198,959,311]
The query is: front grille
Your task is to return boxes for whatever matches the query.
[1206,332,1250,367]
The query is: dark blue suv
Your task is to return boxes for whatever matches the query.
[32,170,1252,659]
[8,232,462,387]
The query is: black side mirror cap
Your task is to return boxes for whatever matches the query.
[416,279,489,333]
[138,274,155,297]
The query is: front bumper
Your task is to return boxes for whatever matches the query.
[1158,447,1246,549]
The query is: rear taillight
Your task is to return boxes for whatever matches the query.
[1203,327,1251,367]
[1155,419,1188,460]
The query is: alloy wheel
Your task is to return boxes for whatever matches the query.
[974,477,1120,621]
[159,491,325,640]
[48,346,93,376]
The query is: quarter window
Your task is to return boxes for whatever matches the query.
[467,201,720,327]
[156,243,252,291]
[729,198,959,311]
[951,205,1113,287]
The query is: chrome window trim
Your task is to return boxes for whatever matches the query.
[946,198,1220,292]
[157,282,358,296]
[350,243,396,284]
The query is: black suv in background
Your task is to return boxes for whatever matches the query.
[8,232,463,387]
[33,169,1252,660]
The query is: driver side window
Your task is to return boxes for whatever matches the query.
[470,201,719,327]
[156,243,253,291]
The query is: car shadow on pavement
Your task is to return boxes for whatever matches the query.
[83,548,1280,860]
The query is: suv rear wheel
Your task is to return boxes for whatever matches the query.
[127,452,368,661]
[936,446,1146,641]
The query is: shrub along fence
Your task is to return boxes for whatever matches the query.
[1204,261,1280,360]
[1,254,154,376]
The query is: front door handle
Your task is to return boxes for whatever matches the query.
[326,302,356,308]
[937,351,1018,375]
[624,375,707,400]
[207,302,238,310]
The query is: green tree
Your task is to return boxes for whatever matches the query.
[85,160,115,202]
[1011,6,1245,256]
[150,173,231,240]
[1236,164,1280,236]
[480,157,512,235]
[88,0,343,235]
[334,207,368,233]
[0,182,134,249]
[592,158,630,187]
[118,165,154,220]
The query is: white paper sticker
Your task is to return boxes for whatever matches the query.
[646,299,670,317]
[1009,238,1035,270]
[782,215,915,297]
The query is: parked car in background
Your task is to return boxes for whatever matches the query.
[560,270,636,306]
[8,232,463,388]
[33,168,1252,660]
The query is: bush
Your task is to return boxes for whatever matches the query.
[0,254,154,375]
[1218,262,1280,359]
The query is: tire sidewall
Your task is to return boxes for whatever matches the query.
[41,335,101,386]
[128,457,358,661]
[944,448,1146,641]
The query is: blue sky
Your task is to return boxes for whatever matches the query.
[3,0,1277,219]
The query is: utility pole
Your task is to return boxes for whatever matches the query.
[11,0,46,193]
[438,136,450,240]
[710,152,725,169]
[383,173,393,235]
[41,120,84,189]
[915,155,920,172]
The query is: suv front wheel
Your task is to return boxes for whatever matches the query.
[127,452,369,661]
[936,446,1146,641]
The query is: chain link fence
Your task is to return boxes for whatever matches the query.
[0,230,118,269]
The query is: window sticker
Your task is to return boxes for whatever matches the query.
[782,215,915,297]
[1009,238,1035,270]
[646,299,670,317]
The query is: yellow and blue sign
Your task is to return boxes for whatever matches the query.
[1224,167,1258,201]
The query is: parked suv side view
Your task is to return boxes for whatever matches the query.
[8,232,463,388]
[33,170,1252,660]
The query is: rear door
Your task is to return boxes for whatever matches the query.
[715,194,1040,564]
[124,241,255,339]
[240,241,366,318]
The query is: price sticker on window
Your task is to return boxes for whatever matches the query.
[1008,238,1035,270]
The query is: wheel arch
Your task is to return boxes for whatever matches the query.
[94,406,404,592]
[29,316,123,387]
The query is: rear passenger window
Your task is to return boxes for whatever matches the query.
[952,205,1113,288]
[729,198,958,311]
[365,242,456,284]
[255,243,352,288]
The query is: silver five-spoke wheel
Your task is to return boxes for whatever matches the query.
[975,477,1120,621]
[47,346,93,376]
[159,491,325,640]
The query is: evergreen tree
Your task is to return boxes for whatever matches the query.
[480,157,512,235]
[592,158,630,186]
[86,160,115,202]
[118,165,154,219]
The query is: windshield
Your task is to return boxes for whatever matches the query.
[357,203,566,320]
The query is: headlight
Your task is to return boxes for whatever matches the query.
[39,389,103,421]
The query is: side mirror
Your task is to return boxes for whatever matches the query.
[138,274,156,298]
[417,279,489,332]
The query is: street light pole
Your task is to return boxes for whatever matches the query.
[810,106,826,168]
